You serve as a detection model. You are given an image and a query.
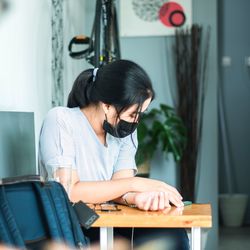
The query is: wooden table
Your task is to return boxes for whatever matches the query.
[92,203,212,250]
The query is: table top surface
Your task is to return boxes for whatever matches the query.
[91,203,212,228]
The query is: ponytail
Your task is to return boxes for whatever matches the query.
[67,69,94,108]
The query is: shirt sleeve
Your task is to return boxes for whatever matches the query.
[113,130,138,175]
[38,107,76,172]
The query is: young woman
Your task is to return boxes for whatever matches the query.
[39,60,189,249]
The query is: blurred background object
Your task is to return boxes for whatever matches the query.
[0,112,36,178]
[0,0,8,22]
[0,0,8,13]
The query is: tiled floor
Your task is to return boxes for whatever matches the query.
[219,226,250,250]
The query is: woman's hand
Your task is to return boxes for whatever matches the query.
[133,191,168,211]
[131,177,183,208]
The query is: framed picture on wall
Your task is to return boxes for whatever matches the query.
[120,0,192,37]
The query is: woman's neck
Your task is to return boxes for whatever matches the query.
[81,105,105,137]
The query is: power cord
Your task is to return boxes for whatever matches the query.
[131,227,134,250]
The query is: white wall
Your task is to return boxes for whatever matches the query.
[0,0,52,153]
[0,0,86,171]
[63,0,89,103]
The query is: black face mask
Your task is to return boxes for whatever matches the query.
[103,118,139,138]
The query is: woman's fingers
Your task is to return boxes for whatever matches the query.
[168,193,184,207]
[134,192,154,211]
[162,191,183,208]
[149,192,169,211]
[134,189,184,211]
[158,192,165,210]
[165,184,183,200]
[164,192,171,208]
[140,192,162,211]
[143,195,153,211]
[150,193,159,211]
[162,184,183,207]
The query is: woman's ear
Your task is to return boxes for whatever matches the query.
[101,102,110,115]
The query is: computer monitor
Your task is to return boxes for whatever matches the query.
[0,111,36,178]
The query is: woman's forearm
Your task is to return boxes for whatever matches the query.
[70,177,135,203]
[70,176,183,208]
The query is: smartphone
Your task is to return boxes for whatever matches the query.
[183,201,192,206]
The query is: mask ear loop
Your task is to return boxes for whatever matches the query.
[130,105,143,149]
[103,113,108,147]
[114,109,122,138]
[136,105,143,123]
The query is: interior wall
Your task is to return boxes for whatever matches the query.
[0,0,52,158]
[218,0,250,224]
[63,0,89,104]
[193,1,218,249]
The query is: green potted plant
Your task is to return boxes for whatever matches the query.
[136,104,187,175]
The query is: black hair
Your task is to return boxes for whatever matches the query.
[67,60,155,114]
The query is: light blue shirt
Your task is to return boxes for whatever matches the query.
[38,107,138,181]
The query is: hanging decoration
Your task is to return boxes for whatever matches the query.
[120,0,192,37]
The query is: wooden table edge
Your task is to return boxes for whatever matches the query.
[91,203,212,229]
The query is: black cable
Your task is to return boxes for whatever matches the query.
[113,3,121,60]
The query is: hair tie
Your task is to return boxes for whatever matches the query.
[92,68,99,82]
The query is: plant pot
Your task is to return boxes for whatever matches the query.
[219,193,248,227]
